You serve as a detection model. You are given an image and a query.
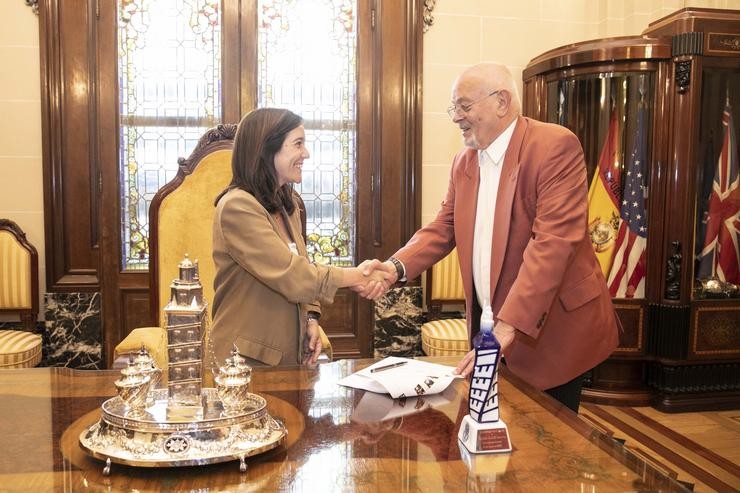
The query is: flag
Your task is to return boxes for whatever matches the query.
[588,112,622,276]
[607,103,648,298]
[697,101,740,284]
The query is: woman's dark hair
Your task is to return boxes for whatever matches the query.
[215,108,303,214]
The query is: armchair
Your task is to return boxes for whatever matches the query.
[0,219,42,368]
[420,248,469,357]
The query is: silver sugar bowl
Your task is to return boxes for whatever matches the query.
[114,357,153,416]
[215,345,252,416]
[132,344,162,389]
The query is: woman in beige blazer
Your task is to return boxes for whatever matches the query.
[211,108,386,366]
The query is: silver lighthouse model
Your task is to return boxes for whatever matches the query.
[165,255,207,408]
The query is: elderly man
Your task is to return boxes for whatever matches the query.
[365,62,620,412]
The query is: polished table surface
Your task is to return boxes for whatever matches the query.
[0,358,690,492]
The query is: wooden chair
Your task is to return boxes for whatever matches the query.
[0,219,42,368]
[420,248,469,356]
[114,124,331,369]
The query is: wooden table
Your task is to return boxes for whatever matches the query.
[0,358,690,492]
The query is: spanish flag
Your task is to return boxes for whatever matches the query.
[587,113,622,277]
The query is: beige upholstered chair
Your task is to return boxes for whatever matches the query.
[114,124,331,369]
[420,248,469,357]
[0,219,42,368]
[114,125,237,369]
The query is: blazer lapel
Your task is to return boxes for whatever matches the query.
[490,117,526,295]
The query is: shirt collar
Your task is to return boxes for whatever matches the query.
[479,118,518,166]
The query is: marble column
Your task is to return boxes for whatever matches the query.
[373,286,424,358]
[43,292,103,369]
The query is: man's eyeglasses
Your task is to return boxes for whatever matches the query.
[446,90,501,118]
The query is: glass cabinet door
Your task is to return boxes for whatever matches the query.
[693,67,740,300]
[545,72,654,299]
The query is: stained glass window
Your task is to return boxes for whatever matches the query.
[118,0,221,270]
[258,0,357,266]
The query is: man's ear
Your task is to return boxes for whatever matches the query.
[495,90,511,116]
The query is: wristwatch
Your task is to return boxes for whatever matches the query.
[388,257,406,282]
[307,311,321,322]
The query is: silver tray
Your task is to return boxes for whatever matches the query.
[79,388,287,470]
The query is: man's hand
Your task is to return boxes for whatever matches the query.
[351,259,397,300]
[493,321,516,352]
[453,321,516,377]
[302,319,323,364]
[453,349,476,378]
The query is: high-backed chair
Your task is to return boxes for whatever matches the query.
[0,219,42,368]
[420,248,469,357]
[114,124,331,369]
[114,124,237,369]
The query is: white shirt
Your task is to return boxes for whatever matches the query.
[473,120,517,309]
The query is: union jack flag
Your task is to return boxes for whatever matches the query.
[697,101,740,284]
[607,102,648,298]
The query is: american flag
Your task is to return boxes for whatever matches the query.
[697,100,740,284]
[607,103,648,298]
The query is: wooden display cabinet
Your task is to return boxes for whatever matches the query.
[523,8,740,411]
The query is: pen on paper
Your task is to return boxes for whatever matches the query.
[370,361,408,373]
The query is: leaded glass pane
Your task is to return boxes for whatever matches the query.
[258,0,357,266]
[118,0,221,270]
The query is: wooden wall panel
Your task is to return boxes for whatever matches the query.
[39,0,99,291]
[121,290,152,336]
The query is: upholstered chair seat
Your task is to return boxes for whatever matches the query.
[112,326,168,370]
[0,330,42,368]
[420,248,469,357]
[421,318,469,356]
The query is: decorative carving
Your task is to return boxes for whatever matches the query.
[665,241,682,300]
[674,61,692,94]
[177,123,237,174]
[693,307,740,355]
[423,0,436,33]
[0,218,30,243]
[708,33,740,53]
[24,0,39,15]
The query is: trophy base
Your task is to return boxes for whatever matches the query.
[458,414,512,454]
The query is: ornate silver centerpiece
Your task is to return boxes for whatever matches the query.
[79,256,287,474]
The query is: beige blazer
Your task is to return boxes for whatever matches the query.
[210,188,343,365]
[395,116,620,390]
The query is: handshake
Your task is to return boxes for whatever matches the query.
[346,259,399,301]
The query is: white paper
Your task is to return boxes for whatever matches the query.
[337,356,462,399]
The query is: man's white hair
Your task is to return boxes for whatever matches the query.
[460,63,521,115]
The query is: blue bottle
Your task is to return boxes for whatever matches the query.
[472,305,500,351]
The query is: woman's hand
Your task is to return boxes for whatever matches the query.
[352,260,396,300]
[303,318,323,364]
